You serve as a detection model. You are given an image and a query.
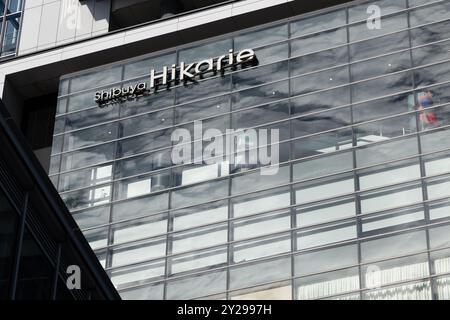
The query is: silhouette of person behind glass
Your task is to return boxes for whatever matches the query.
[415,91,439,130]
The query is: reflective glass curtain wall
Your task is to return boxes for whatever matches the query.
[0,0,23,57]
[52,0,450,300]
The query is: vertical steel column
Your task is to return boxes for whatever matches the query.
[9,191,29,300]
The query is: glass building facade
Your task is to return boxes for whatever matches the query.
[50,0,450,300]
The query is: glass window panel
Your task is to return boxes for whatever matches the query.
[63,122,118,152]
[229,257,291,291]
[363,280,431,300]
[166,270,227,300]
[350,30,410,62]
[171,224,227,255]
[329,293,361,300]
[292,107,351,139]
[291,46,348,75]
[361,206,425,234]
[358,159,421,191]
[231,165,290,195]
[415,62,450,89]
[409,0,436,6]
[232,60,288,91]
[119,109,173,138]
[119,282,164,300]
[352,70,413,103]
[111,237,166,267]
[429,200,450,221]
[291,86,351,116]
[111,213,168,245]
[409,2,450,27]
[231,186,291,219]
[114,170,171,200]
[116,128,172,158]
[170,247,227,274]
[95,249,107,268]
[231,283,292,300]
[111,259,165,289]
[49,155,61,175]
[67,90,99,115]
[171,178,228,209]
[51,135,63,155]
[294,244,358,276]
[233,210,291,241]
[433,276,450,300]
[111,191,168,221]
[293,151,353,182]
[420,128,450,154]
[7,0,23,13]
[355,115,416,146]
[120,88,175,117]
[232,80,289,110]
[349,13,408,42]
[232,100,290,129]
[60,142,115,171]
[58,163,113,192]
[291,66,349,96]
[356,136,419,168]
[175,95,230,124]
[290,27,347,58]
[293,128,353,159]
[1,16,20,56]
[124,52,176,79]
[53,116,65,135]
[114,150,171,179]
[176,75,231,105]
[290,9,346,38]
[296,197,356,227]
[235,24,287,50]
[83,227,108,250]
[426,175,450,200]
[72,205,110,229]
[431,248,450,275]
[413,39,450,67]
[410,19,450,47]
[232,234,291,263]
[429,224,450,249]
[69,66,122,94]
[296,220,357,250]
[351,51,411,82]
[253,42,289,65]
[61,184,111,210]
[179,38,232,63]
[64,105,120,131]
[295,173,355,205]
[362,254,429,289]
[361,230,427,262]
[360,183,423,214]
[172,200,228,231]
[56,95,68,114]
[352,93,410,123]
[348,0,406,23]
[295,267,360,300]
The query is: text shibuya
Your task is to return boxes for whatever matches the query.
[94,48,256,106]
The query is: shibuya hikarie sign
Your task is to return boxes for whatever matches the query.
[94,48,257,107]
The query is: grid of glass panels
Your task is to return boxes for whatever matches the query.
[0,0,23,57]
[51,0,450,300]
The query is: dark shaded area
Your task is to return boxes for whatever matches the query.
[0,98,120,300]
